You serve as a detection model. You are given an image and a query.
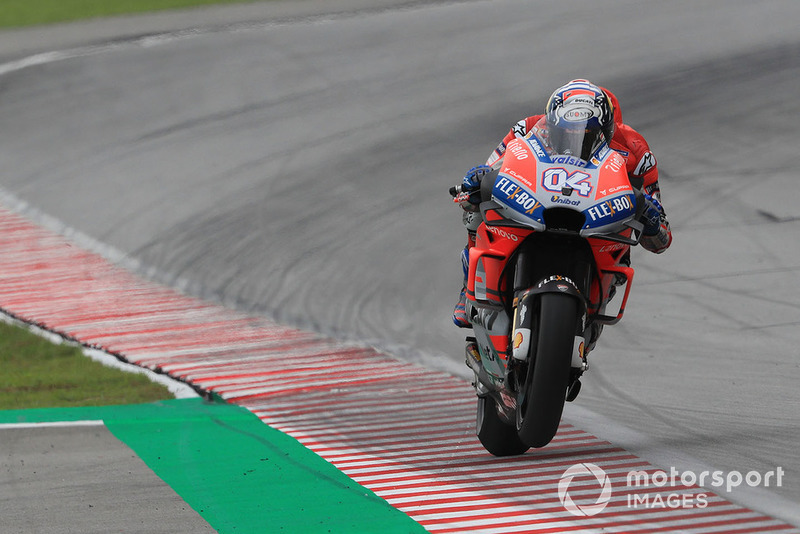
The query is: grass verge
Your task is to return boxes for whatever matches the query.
[0,320,171,409]
[0,0,265,28]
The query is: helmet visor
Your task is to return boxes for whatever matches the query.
[547,121,604,161]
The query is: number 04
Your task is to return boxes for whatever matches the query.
[541,168,593,197]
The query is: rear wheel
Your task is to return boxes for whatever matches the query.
[476,395,530,456]
[516,293,578,448]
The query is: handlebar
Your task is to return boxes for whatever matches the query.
[449,184,463,197]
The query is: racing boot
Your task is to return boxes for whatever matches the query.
[453,286,470,328]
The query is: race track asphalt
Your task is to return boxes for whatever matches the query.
[1,417,216,534]
[0,0,798,521]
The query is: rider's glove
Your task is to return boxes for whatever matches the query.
[462,165,492,205]
[463,165,492,190]
[640,193,664,236]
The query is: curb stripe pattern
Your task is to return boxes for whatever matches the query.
[0,206,797,534]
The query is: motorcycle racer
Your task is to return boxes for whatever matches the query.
[453,79,672,328]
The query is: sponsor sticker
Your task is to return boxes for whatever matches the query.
[513,331,524,349]
[562,107,595,121]
[551,195,581,206]
[495,176,542,215]
[634,151,657,176]
[585,195,633,222]
[487,226,519,242]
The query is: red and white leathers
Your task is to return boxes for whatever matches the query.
[479,89,672,254]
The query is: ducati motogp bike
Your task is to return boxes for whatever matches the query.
[450,135,646,455]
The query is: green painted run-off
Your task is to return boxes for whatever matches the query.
[0,398,428,533]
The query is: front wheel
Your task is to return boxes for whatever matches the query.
[516,292,578,448]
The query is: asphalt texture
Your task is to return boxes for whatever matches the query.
[1,421,215,534]
[0,0,798,513]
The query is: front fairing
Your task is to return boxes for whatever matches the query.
[487,134,639,240]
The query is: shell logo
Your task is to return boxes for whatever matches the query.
[513,332,524,349]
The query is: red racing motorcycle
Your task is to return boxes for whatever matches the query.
[451,134,646,455]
